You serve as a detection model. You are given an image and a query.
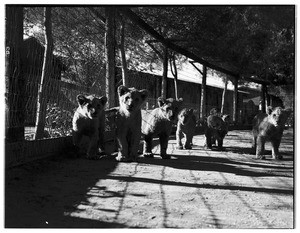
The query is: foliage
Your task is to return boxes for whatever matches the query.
[134,6,295,85]
[45,103,73,138]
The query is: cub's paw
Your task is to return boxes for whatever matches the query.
[216,147,225,151]
[143,153,154,158]
[176,145,184,150]
[204,145,212,150]
[86,154,103,160]
[256,155,266,160]
[161,154,171,159]
[97,150,106,156]
[115,155,134,162]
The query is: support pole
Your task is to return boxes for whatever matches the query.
[261,84,266,113]
[200,65,207,119]
[233,77,238,124]
[161,46,168,98]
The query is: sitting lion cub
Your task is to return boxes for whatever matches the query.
[141,97,183,159]
[252,106,292,160]
[72,94,107,159]
[111,86,148,162]
[176,108,197,149]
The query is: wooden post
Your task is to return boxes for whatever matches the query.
[266,86,270,109]
[105,7,116,108]
[5,6,25,141]
[261,84,266,113]
[34,7,54,140]
[233,76,238,124]
[161,46,168,99]
[200,65,207,119]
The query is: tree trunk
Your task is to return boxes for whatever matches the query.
[34,7,53,140]
[119,18,128,87]
[5,6,25,142]
[161,46,168,98]
[105,7,116,108]
[170,53,178,100]
[221,76,228,114]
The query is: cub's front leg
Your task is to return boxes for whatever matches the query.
[72,131,83,157]
[143,134,154,158]
[271,137,282,160]
[217,138,224,150]
[205,130,212,149]
[87,133,99,159]
[159,133,171,159]
[176,128,184,149]
[129,130,142,161]
[184,133,193,149]
[256,135,266,159]
[115,124,131,161]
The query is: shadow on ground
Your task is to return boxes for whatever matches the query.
[5,154,125,228]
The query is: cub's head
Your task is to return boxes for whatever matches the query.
[158,97,183,121]
[178,108,195,125]
[77,94,107,119]
[207,115,223,130]
[267,106,292,127]
[118,85,148,112]
[209,108,219,116]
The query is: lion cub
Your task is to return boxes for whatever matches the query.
[252,106,292,159]
[72,94,107,159]
[176,108,197,149]
[111,86,148,162]
[204,108,230,150]
[141,97,183,159]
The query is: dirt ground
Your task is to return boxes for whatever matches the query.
[5,128,294,229]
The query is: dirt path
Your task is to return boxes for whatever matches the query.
[5,129,294,228]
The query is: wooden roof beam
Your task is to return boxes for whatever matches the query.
[118,7,271,86]
[117,7,239,78]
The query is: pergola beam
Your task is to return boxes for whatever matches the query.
[117,7,239,78]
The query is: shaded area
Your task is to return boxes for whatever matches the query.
[5,156,121,228]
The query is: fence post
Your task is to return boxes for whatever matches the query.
[5,6,25,142]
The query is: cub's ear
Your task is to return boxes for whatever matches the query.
[118,85,129,97]
[157,97,166,107]
[99,96,107,106]
[77,94,88,106]
[139,89,148,102]
[266,106,273,115]
[222,115,230,121]
[188,108,194,114]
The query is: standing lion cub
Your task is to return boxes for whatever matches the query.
[252,106,292,160]
[141,97,183,159]
[109,86,148,162]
